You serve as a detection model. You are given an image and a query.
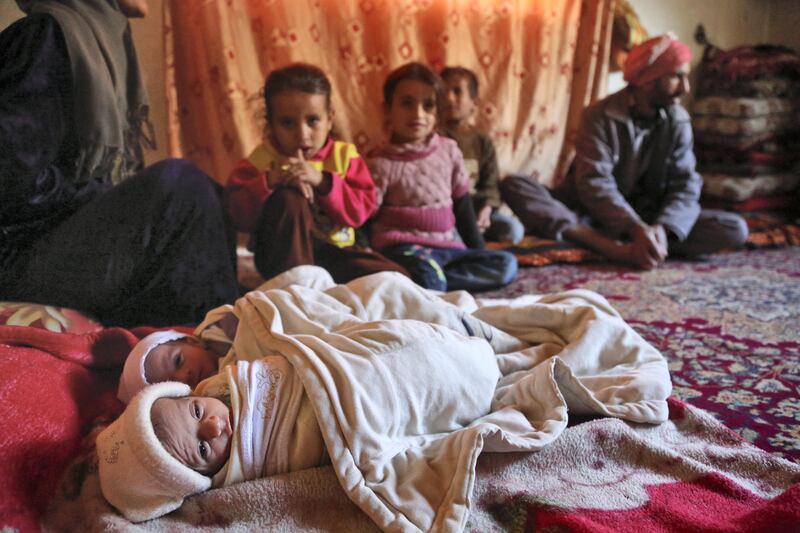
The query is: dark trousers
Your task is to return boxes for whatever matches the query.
[252,188,409,283]
[382,243,517,292]
[500,175,749,256]
[0,159,239,327]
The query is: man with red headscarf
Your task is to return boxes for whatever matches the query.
[501,33,748,269]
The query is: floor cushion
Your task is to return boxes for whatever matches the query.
[0,302,102,334]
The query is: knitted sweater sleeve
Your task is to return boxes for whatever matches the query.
[449,141,471,199]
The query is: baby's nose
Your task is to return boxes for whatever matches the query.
[199,415,227,440]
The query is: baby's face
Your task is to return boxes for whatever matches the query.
[151,396,232,476]
[145,338,218,388]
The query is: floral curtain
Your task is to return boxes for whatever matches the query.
[164,0,614,187]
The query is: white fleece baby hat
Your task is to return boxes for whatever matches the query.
[96,381,212,522]
[118,330,190,404]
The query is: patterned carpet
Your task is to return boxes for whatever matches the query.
[485,247,800,463]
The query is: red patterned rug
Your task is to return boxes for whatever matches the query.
[485,247,800,463]
[34,247,800,532]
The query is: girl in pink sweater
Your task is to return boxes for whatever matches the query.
[368,63,517,291]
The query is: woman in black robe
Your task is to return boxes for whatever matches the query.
[0,0,239,327]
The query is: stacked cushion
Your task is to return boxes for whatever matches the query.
[691,44,800,209]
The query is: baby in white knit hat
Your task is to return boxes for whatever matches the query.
[98,356,328,522]
[117,311,239,403]
[96,382,218,521]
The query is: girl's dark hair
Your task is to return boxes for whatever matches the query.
[382,62,444,113]
[440,66,479,99]
[263,63,332,123]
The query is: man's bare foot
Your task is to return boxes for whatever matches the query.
[563,224,656,270]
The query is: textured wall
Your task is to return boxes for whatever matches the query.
[611,0,796,92]
[765,0,800,52]
[2,1,797,165]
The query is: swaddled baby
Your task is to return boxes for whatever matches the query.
[116,266,357,404]
[97,355,329,522]
[97,311,506,526]
[115,310,239,404]
[116,266,520,407]
[95,264,672,531]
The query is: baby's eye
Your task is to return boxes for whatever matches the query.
[307,116,320,126]
[423,100,436,112]
[199,441,209,459]
[173,353,184,368]
[193,402,201,419]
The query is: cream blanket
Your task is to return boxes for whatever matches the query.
[195,356,325,487]
[211,266,670,532]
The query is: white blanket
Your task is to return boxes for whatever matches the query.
[195,355,313,487]
[223,266,671,532]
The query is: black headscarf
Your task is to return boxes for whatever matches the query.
[16,0,151,184]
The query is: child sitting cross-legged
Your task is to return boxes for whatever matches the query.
[440,66,524,244]
[368,62,517,292]
[225,63,407,283]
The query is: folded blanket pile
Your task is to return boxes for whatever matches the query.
[695,44,800,97]
[691,43,800,211]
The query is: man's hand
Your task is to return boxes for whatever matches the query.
[627,223,668,270]
[476,205,492,232]
[651,224,669,260]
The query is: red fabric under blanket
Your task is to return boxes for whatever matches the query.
[0,326,187,532]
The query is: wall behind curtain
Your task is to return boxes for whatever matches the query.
[165,0,613,186]
[608,0,800,94]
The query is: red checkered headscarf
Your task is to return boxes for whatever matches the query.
[623,33,692,86]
